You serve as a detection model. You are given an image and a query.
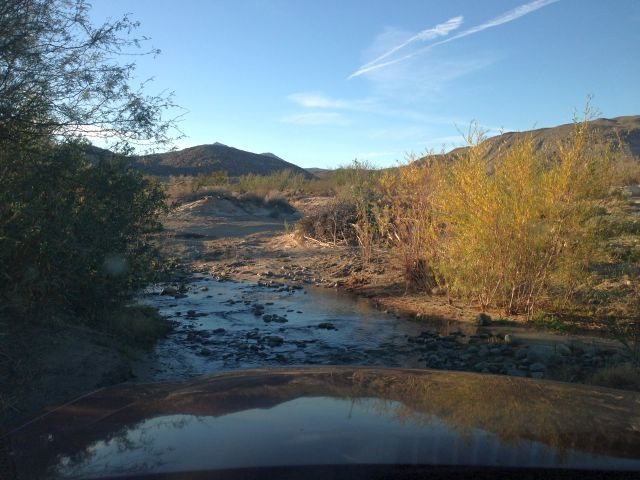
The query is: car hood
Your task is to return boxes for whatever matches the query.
[3,367,640,478]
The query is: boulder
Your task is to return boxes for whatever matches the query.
[529,362,546,372]
[526,345,556,364]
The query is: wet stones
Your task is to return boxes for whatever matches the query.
[317,322,337,330]
[262,314,288,324]
[264,335,284,347]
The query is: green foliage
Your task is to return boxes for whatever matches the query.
[0,0,177,329]
[0,141,168,321]
[104,305,172,347]
[0,0,180,150]
[410,117,615,316]
[529,312,573,333]
[235,169,307,194]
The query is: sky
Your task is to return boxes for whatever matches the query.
[89,0,640,168]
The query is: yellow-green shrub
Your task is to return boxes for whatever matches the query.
[431,121,613,315]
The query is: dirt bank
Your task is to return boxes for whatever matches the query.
[0,319,148,428]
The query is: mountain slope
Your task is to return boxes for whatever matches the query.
[129,143,313,178]
[441,115,640,164]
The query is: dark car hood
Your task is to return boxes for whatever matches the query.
[2,367,640,478]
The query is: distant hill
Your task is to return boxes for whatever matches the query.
[429,115,640,165]
[305,168,333,179]
[129,143,313,178]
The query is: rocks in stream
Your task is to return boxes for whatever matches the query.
[264,335,284,347]
[160,286,179,296]
[152,278,627,385]
[262,314,288,324]
[316,322,337,331]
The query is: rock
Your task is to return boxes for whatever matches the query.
[515,348,528,360]
[161,286,179,295]
[504,334,518,345]
[265,335,284,347]
[527,345,556,364]
[529,362,546,372]
[475,313,492,326]
[556,343,572,356]
[506,367,527,377]
[263,314,287,324]
[475,361,489,371]
[317,322,337,330]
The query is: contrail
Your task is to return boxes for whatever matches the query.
[349,0,559,79]
[359,16,463,70]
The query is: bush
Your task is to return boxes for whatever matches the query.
[377,157,440,291]
[0,141,168,322]
[296,198,359,245]
[435,119,617,315]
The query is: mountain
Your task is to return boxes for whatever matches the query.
[129,143,313,178]
[433,115,640,165]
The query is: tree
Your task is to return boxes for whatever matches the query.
[0,0,180,150]
[0,0,177,321]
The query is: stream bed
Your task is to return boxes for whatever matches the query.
[135,273,619,383]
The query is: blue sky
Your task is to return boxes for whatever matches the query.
[90,0,640,168]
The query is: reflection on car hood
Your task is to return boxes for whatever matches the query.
[3,367,640,478]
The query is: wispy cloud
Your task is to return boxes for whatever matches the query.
[287,93,351,109]
[358,16,463,72]
[281,111,349,126]
[349,0,559,78]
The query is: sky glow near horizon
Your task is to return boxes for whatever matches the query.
[89,0,640,168]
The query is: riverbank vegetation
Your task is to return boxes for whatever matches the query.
[169,111,640,348]
[0,0,177,330]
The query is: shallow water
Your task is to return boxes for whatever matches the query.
[137,273,474,381]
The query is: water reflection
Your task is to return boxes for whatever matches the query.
[6,368,640,478]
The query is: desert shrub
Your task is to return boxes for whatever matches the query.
[431,119,613,315]
[296,198,359,245]
[377,157,441,291]
[235,169,306,194]
[611,155,640,186]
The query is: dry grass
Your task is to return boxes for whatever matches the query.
[590,362,640,391]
